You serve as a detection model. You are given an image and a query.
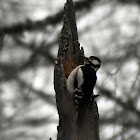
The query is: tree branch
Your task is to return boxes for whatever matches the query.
[0,0,97,36]
[0,0,139,36]
[98,86,140,118]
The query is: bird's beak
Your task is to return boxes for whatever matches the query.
[84,57,90,64]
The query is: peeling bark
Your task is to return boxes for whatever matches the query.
[54,0,99,140]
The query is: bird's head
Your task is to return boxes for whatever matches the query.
[85,56,101,71]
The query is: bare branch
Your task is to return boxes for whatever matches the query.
[0,0,97,36]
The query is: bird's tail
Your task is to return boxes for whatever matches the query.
[77,102,88,127]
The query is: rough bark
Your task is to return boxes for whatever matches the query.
[54,0,100,140]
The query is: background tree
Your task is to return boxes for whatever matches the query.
[0,0,140,140]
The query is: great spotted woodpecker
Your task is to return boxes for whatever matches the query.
[67,56,101,109]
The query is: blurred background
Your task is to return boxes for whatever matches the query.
[0,0,140,140]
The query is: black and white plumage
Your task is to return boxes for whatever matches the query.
[67,56,101,109]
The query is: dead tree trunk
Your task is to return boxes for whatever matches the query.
[54,0,100,140]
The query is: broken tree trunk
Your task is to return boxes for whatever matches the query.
[54,0,100,140]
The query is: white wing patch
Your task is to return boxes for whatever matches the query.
[77,68,84,89]
[67,65,84,93]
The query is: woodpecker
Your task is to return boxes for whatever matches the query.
[67,56,101,110]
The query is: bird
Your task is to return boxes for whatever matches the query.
[66,56,101,110]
